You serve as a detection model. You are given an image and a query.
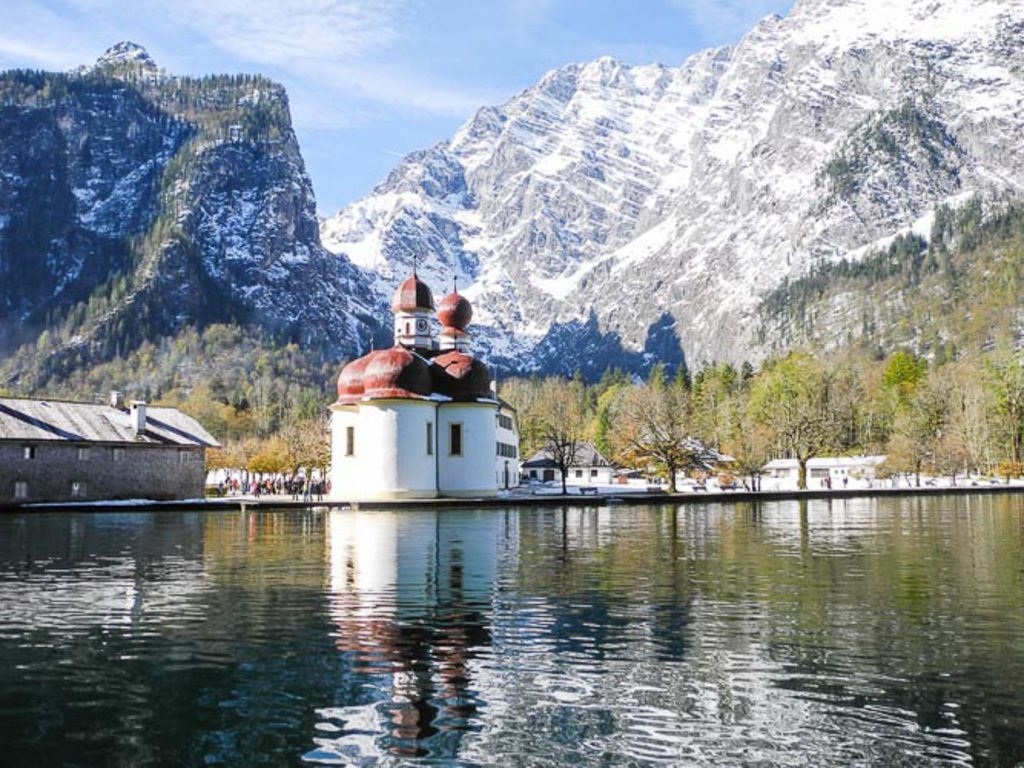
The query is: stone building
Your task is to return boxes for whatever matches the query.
[331,273,520,500]
[0,393,219,505]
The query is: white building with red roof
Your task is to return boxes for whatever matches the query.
[330,273,520,500]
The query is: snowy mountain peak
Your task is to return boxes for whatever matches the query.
[322,0,1024,377]
[787,0,1016,46]
[91,42,158,73]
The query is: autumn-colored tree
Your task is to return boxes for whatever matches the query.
[692,363,740,451]
[247,436,290,475]
[613,378,694,492]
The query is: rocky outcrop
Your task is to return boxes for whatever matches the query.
[0,45,376,389]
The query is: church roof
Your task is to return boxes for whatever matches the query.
[392,273,435,312]
[437,290,472,331]
[361,347,433,401]
[335,347,494,405]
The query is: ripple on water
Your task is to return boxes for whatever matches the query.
[0,500,1023,765]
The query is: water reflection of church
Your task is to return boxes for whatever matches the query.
[317,509,517,761]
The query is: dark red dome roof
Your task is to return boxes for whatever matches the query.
[362,346,432,400]
[336,353,374,404]
[392,273,435,312]
[437,291,472,331]
[431,350,492,400]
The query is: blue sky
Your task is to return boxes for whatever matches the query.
[1,0,794,214]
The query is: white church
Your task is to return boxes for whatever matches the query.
[330,273,520,500]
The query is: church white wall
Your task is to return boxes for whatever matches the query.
[438,403,498,497]
[352,401,438,500]
[329,406,359,500]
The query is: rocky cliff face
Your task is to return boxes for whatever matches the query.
[322,0,1024,375]
[0,44,375,389]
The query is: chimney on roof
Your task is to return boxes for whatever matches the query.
[130,401,147,438]
[110,391,125,410]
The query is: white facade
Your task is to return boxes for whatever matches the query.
[495,403,520,490]
[331,401,440,500]
[761,455,887,490]
[521,442,615,487]
[517,466,613,485]
[331,398,515,501]
[437,403,499,498]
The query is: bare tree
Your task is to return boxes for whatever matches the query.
[536,377,588,495]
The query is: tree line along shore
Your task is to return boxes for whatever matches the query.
[189,344,1022,494]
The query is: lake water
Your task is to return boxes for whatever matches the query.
[1,496,1023,766]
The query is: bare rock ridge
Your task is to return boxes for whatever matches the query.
[321,0,1024,375]
[91,41,159,72]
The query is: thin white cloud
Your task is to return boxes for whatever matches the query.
[669,0,793,43]
[0,0,492,119]
[143,0,404,66]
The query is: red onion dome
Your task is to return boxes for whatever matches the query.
[336,353,373,404]
[437,291,472,331]
[362,346,432,400]
[431,350,492,400]
[392,273,435,312]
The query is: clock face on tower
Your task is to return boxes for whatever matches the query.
[416,318,428,333]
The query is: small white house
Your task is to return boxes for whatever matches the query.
[521,442,616,486]
[762,455,887,490]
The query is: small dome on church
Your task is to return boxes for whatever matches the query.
[437,290,473,331]
[362,346,432,399]
[336,353,374,404]
[392,273,435,312]
[431,350,492,400]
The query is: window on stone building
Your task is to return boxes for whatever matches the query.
[591,469,598,477]
[13,481,28,499]
[426,422,434,455]
[113,447,126,462]
[345,426,355,457]
[178,449,191,464]
[449,423,462,456]
[23,445,35,460]
[71,481,87,498]
[575,469,583,478]
[77,447,90,461]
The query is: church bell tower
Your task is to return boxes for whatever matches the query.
[392,272,435,350]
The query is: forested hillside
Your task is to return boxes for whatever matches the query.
[758,200,1024,359]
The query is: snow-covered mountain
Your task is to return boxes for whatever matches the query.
[322,0,1024,376]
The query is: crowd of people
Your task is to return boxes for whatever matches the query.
[217,476,329,501]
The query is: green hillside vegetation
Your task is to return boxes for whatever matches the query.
[759,199,1024,359]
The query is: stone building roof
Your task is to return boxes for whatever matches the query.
[522,441,613,469]
[0,397,220,447]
